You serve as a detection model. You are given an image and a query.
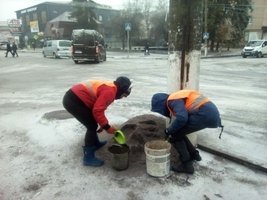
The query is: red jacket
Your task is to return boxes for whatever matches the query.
[71,80,117,127]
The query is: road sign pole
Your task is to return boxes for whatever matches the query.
[127,30,130,58]
[125,22,131,58]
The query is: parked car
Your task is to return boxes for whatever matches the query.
[0,41,8,50]
[71,29,106,64]
[241,40,267,58]
[42,40,72,58]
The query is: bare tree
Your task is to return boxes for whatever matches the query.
[142,0,153,39]
[70,0,98,30]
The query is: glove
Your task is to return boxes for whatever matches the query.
[164,129,170,136]
[106,126,117,134]
[164,129,171,141]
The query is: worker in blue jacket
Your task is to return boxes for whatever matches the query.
[151,90,222,174]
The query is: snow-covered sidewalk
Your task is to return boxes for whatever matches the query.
[0,52,266,200]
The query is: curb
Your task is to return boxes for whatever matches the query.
[201,54,241,59]
[107,54,241,60]
[198,144,267,173]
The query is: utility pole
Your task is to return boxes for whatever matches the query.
[204,0,208,57]
[125,22,131,58]
[168,0,203,145]
[168,0,203,91]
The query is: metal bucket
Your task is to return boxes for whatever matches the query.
[108,144,130,171]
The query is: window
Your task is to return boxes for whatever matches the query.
[248,16,252,24]
[59,40,71,47]
[41,11,47,24]
[33,13,37,21]
[26,15,30,25]
[99,15,103,21]
[47,41,52,47]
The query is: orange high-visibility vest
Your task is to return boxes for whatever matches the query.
[167,90,209,114]
[81,80,116,98]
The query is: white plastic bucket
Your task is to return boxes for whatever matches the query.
[145,140,171,177]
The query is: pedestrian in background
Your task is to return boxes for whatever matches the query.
[32,41,36,51]
[63,76,132,167]
[5,41,12,57]
[151,89,223,174]
[144,42,150,55]
[12,42,19,57]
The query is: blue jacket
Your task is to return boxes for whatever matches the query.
[151,93,221,135]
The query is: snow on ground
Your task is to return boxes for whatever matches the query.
[0,108,266,200]
[0,52,267,199]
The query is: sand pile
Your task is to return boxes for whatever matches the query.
[43,111,180,174]
[98,114,179,168]
[120,114,167,158]
[42,111,180,166]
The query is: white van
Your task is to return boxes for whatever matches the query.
[241,40,267,58]
[42,40,72,58]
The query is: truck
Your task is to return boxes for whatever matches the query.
[71,29,107,64]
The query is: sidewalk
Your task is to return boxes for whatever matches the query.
[201,48,241,58]
[16,48,265,174]
[0,50,266,199]
[107,49,267,175]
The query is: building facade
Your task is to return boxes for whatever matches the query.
[246,0,267,41]
[16,2,70,47]
[15,1,120,48]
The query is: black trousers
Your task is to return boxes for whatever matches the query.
[13,50,18,57]
[171,101,221,142]
[5,50,12,57]
[171,126,203,141]
[63,89,98,146]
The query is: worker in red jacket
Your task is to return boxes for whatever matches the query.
[63,76,132,167]
[151,90,222,174]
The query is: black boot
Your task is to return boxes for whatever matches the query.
[172,140,194,174]
[191,150,202,162]
[172,161,194,174]
[184,136,202,161]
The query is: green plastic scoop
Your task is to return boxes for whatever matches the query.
[114,130,126,145]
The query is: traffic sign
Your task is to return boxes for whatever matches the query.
[125,23,131,31]
[203,32,209,40]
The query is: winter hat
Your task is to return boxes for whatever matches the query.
[114,76,132,99]
[151,93,170,117]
